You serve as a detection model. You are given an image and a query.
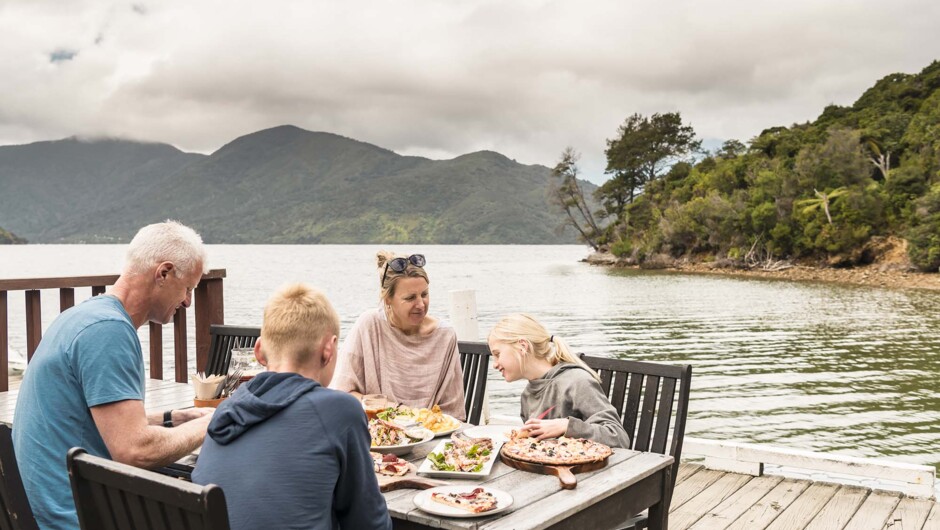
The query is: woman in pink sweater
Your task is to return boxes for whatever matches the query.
[331,251,466,420]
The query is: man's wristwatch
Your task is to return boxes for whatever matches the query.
[163,410,174,428]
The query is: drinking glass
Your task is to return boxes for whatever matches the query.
[362,394,390,420]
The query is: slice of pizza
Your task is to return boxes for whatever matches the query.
[370,451,411,476]
[430,487,498,513]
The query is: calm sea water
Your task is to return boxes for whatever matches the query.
[2,245,939,469]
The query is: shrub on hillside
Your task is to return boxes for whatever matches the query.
[906,184,940,271]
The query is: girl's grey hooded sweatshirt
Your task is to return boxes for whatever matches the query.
[520,362,631,448]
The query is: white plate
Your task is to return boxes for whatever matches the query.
[413,486,513,518]
[462,424,518,443]
[371,428,435,456]
[417,438,503,479]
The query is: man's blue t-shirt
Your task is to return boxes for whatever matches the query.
[13,295,144,530]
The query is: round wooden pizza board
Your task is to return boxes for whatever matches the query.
[499,450,609,490]
[376,462,447,493]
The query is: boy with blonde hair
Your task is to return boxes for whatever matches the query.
[193,284,391,530]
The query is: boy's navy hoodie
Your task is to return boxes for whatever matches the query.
[192,371,392,530]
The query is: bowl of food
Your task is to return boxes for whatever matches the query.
[369,418,434,456]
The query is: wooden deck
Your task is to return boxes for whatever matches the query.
[672,462,940,530]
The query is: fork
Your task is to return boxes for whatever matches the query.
[217,368,243,398]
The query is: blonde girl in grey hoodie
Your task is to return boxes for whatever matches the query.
[488,313,631,448]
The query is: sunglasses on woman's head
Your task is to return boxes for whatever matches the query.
[382,254,426,286]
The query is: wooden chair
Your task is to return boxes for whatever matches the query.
[0,425,39,530]
[579,354,692,530]
[458,341,491,425]
[67,448,230,530]
[205,324,261,375]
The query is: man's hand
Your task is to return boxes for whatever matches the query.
[172,407,215,425]
[522,418,569,440]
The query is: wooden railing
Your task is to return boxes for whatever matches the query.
[0,269,226,391]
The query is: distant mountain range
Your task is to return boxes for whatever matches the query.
[0,125,594,244]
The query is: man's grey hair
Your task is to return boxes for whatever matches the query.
[124,220,208,277]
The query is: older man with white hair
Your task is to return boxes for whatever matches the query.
[13,220,215,530]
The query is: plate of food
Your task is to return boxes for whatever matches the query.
[413,486,512,518]
[369,418,434,456]
[417,432,502,479]
[382,405,462,437]
[462,424,517,443]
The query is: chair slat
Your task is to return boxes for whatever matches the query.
[90,483,118,530]
[125,492,150,529]
[634,375,660,452]
[623,372,643,442]
[651,377,676,454]
[609,370,628,417]
[598,369,613,395]
[143,497,171,530]
[458,342,491,426]
[105,489,133,530]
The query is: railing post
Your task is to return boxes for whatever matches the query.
[194,276,225,374]
[174,308,187,383]
[25,290,42,361]
[60,288,75,311]
[0,291,7,392]
[149,323,163,380]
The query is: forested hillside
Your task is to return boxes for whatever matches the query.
[0,127,593,244]
[568,61,940,272]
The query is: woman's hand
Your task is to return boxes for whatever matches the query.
[522,418,569,440]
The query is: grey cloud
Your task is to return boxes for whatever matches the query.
[1,0,939,183]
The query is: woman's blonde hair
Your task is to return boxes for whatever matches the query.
[376,250,429,301]
[261,283,340,364]
[488,313,600,382]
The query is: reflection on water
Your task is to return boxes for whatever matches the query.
[1,244,938,469]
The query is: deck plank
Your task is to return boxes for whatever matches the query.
[724,478,813,530]
[764,482,840,530]
[677,462,705,485]
[923,503,940,530]
[803,485,869,530]
[687,475,784,530]
[670,472,753,530]
[671,468,727,510]
[842,491,903,530]
[884,496,933,530]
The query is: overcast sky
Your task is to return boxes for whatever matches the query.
[1,0,938,183]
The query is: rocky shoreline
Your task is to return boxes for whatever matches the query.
[584,252,940,291]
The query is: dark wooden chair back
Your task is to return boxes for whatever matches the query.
[67,448,230,530]
[0,425,39,530]
[206,325,261,375]
[458,341,491,425]
[578,355,691,485]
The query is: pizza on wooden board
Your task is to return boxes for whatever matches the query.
[430,487,499,513]
[370,451,411,476]
[501,431,612,465]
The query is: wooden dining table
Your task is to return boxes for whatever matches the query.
[384,433,674,530]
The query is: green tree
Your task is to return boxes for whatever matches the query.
[906,184,940,271]
[795,187,849,225]
[549,147,602,250]
[601,112,702,217]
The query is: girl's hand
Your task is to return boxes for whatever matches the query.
[523,418,569,440]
